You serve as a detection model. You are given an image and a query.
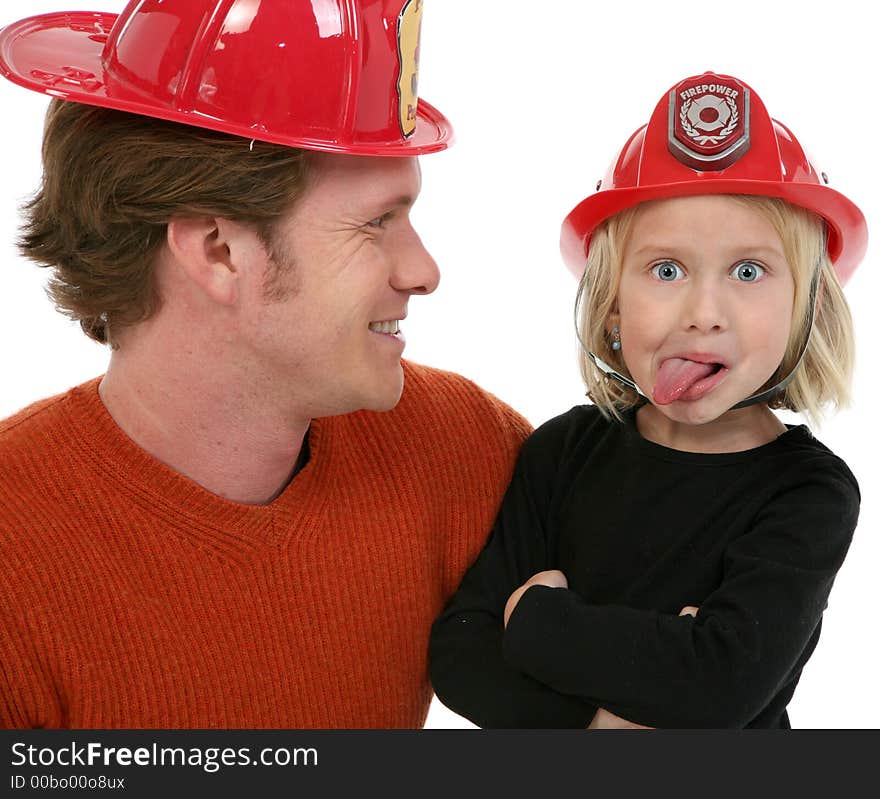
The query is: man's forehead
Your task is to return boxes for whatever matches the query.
[308,151,420,180]
[303,152,422,210]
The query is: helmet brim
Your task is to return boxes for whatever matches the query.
[561,179,868,286]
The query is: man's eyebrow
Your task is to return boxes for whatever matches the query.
[353,194,417,220]
[380,194,417,209]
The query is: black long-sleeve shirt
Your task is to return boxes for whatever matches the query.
[429,404,860,728]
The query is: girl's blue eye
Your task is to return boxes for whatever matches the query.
[731,261,764,282]
[651,261,684,281]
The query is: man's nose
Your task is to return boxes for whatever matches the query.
[391,226,440,296]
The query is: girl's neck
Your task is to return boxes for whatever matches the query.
[635,402,788,454]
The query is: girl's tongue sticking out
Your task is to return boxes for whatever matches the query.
[653,357,722,404]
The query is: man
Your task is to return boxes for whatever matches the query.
[0,0,530,728]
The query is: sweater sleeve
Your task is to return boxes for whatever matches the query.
[502,462,860,728]
[429,414,597,728]
[0,600,63,729]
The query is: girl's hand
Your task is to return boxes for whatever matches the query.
[587,607,698,730]
[503,569,568,628]
[588,707,653,730]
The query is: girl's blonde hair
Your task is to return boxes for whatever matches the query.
[576,195,855,426]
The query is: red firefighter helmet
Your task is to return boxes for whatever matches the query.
[561,72,867,285]
[0,0,451,156]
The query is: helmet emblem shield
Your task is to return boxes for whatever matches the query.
[668,75,750,170]
[397,0,424,138]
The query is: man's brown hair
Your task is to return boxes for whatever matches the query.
[20,100,311,345]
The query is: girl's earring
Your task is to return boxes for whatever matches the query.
[610,326,621,351]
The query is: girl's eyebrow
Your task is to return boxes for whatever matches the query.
[733,245,787,259]
[628,242,786,259]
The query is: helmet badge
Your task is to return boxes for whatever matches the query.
[397,0,424,139]
[668,75,750,170]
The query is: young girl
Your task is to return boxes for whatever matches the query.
[429,72,867,729]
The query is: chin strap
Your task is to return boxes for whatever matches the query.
[574,262,822,412]
[729,267,820,410]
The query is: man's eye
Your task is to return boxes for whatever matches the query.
[651,261,684,281]
[366,213,392,229]
[730,261,765,282]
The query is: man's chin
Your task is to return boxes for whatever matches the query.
[361,364,405,413]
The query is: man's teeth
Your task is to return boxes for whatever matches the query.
[369,320,400,334]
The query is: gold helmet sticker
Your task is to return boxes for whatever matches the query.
[397,0,423,138]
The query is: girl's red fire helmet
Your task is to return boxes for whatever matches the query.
[561,72,867,285]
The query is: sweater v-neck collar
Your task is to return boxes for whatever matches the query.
[62,377,336,554]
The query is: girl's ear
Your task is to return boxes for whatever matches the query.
[605,308,620,334]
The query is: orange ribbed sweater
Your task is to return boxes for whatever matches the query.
[0,361,530,728]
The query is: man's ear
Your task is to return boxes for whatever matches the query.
[166,216,244,306]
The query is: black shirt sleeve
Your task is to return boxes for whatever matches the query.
[429,413,597,728]
[502,461,860,728]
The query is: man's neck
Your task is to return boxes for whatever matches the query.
[98,352,310,506]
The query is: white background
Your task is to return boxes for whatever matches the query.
[1,1,876,729]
